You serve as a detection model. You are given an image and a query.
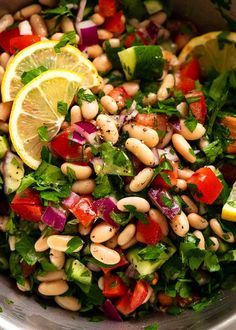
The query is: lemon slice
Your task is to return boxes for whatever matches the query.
[9,69,83,169]
[178,31,236,76]
[2,40,100,102]
[222,181,236,222]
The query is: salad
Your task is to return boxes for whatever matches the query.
[0,0,236,323]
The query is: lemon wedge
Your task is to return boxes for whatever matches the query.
[9,69,83,169]
[2,40,100,102]
[222,181,236,222]
[178,31,236,76]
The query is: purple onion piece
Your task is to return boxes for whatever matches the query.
[74,121,98,145]
[93,197,120,228]
[168,116,181,131]
[125,264,139,279]
[62,192,80,209]
[76,0,87,24]
[102,299,123,322]
[76,20,99,46]
[41,206,67,231]
[148,188,181,220]
[151,147,160,166]
[70,131,86,145]
[145,21,159,44]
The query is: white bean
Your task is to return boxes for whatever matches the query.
[172,134,196,163]
[175,179,187,192]
[72,179,96,195]
[36,270,66,282]
[120,236,137,250]
[178,168,194,180]
[61,16,75,32]
[70,105,82,125]
[96,114,119,144]
[125,138,156,166]
[129,168,154,192]
[0,14,14,33]
[170,211,189,237]
[102,84,114,95]
[93,54,112,74]
[0,53,10,70]
[101,95,118,114]
[47,235,83,252]
[208,236,219,252]
[30,14,48,37]
[148,208,169,236]
[181,195,198,214]
[123,124,159,148]
[107,38,121,48]
[17,279,31,292]
[90,243,121,265]
[19,20,32,35]
[105,232,119,249]
[142,285,153,304]
[87,44,103,59]
[193,230,205,250]
[98,29,113,40]
[90,13,105,26]
[117,224,136,246]
[98,276,104,290]
[61,163,92,180]
[14,4,42,20]
[55,296,81,311]
[179,120,206,140]
[49,249,65,270]
[122,81,139,97]
[187,213,208,230]
[177,102,188,117]
[80,89,99,120]
[90,222,117,243]
[157,74,175,101]
[35,235,49,252]
[142,92,157,106]
[9,236,16,251]
[38,280,69,296]
[0,216,8,232]
[117,197,150,213]
[39,0,57,7]
[150,11,167,25]
[210,218,235,243]
[157,126,173,149]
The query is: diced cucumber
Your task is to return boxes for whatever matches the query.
[127,239,176,275]
[144,0,163,15]
[0,136,9,159]
[65,258,92,286]
[218,239,230,253]
[1,151,24,194]
[118,46,164,81]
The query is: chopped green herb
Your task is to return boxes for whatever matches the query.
[77,88,96,105]
[21,66,48,85]
[54,31,76,53]
[144,323,159,330]
[138,244,167,260]
[66,166,77,182]
[184,115,198,132]
[66,237,83,254]
[37,125,49,142]
[57,101,68,116]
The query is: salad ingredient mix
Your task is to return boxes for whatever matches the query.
[0,0,235,322]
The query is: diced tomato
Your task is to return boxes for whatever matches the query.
[20,262,36,278]
[136,216,163,245]
[104,11,125,34]
[98,0,117,17]
[108,87,130,109]
[186,90,207,124]
[9,35,41,54]
[116,291,133,315]
[187,167,224,205]
[180,57,201,81]
[102,274,128,298]
[135,113,168,133]
[124,31,148,48]
[102,251,129,274]
[0,27,20,53]
[70,195,96,227]
[176,76,195,94]
[152,160,178,189]
[11,188,43,222]
[50,129,91,161]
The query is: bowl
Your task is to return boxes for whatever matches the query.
[0,1,236,329]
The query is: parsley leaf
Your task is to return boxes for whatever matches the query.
[21,66,48,85]
[57,101,68,116]
[42,6,73,20]
[138,244,167,260]
[15,235,40,265]
[124,204,148,223]
[54,31,76,53]
[184,115,198,132]
[203,140,223,163]
[144,323,159,330]
[77,88,96,104]
[66,237,83,254]
[37,125,49,142]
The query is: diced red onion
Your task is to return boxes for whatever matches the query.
[93,197,120,228]
[73,121,99,145]
[151,147,160,166]
[76,0,87,24]
[87,262,101,272]
[102,299,123,322]
[157,146,179,162]
[125,264,139,279]
[145,21,159,44]
[70,131,86,145]
[62,192,80,209]
[41,206,66,231]
[168,116,181,131]
[76,20,99,47]
[148,188,181,220]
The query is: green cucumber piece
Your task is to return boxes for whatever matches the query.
[144,0,163,15]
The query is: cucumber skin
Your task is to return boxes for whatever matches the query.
[144,0,163,15]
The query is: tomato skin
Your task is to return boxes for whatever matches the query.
[124,31,148,48]
[98,0,117,17]
[0,27,20,53]
[187,167,224,204]
[102,251,129,274]
[186,90,207,124]
[11,188,43,222]
[108,87,130,109]
[102,274,128,298]
[115,292,133,315]
[136,216,163,245]
[70,195,96,227]
[9,35,41,54]
[104,11,125,34]
[20,262,36,278]
[152,161,178,189]
[180,57,201,81]
[135,113,168,133]
[176,76,195,94]
[50,129,91,161]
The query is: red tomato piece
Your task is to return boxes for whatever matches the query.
[130,280,149,312]
[9,35,41,54]
[187,167,224,204]
[136,216,163,245]
[98,0,117,17]
[115,291,133,315]
[176,76,195,94]
[108,87,130,109]
[104,11,125,34]
[102,274,128,298]
[180,57,201,81]
[135,113,168,133]
[0,27,20,53]
[152,160,178,189]
[50,129,91,161]
[70,195,96,227]
[124,31,148,48]
[186,90,207,124]
[102,251,129,274]
[11,188,41,205]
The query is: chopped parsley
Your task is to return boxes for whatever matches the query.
[54,31,76,53]
[21,66,48,85]
[57,101,68,116]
